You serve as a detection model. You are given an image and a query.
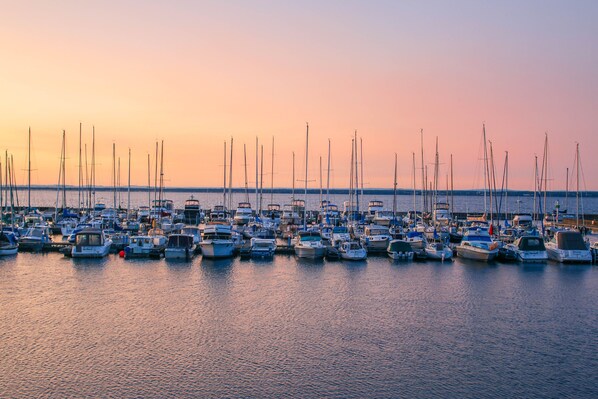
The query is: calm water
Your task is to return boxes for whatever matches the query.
[1,253,597,398]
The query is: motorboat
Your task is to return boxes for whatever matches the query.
[425,241,453,261]
[360,225,391,254]
[18,226,52,252]
[181,226,202,248]
[432,202,451,224]
[339,240,367,261]
[124,235,166,259]
[233,202,254,225]
[455,227,499,261]
[0,231,18,255]
[71,229,112,258]
[183,196,202,225]
[387,239,414,261]
[506,235,548,262]
[331,226,351,246]
[294,230,326,259]
[366,200,384,222]
[249,237,277,258]
[373,210,395,227]
[200,223,235,258]
[545,230,592,263]
[164,234,196,260]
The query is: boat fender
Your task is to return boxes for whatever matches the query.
[119,250,125,258]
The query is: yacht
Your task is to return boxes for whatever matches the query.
[387,239,414,261]
[200,223,235,258]
[373,210,395,227]
[366,200,384,222]
[294,230,326,259]
[507,235,548,262]
[164,234,196,260]
[71,229,112,258]
[331,226,351,246]
[545,230,592,263]
[233,202,254,226]
[360,225,391,254]
[339,240,367,261]
[455,228,499,261]
[425,241,453,261]
[183,196,202,225]
[181,226,202,248]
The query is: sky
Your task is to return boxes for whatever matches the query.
[0,0,596,191]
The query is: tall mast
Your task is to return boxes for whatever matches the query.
[576,143,580,227]
[147,153,151,217]
[482,124,489,216]
[533,156,538,220]
[450,154,454,218]
[27,127,31,211]
[127,148,131,220]
[78,122,82,212]
[228,137,233,211]
[504,151,509,224]
[326,139,331,206]
[243,143,249,203]
[92,126,96,208]
[412,152,416,222]
[223,141,227,206]
[303,122,309,230]
[360,137,364,197]
[349,139,354,222]
[112,142,117,210]
[154,141,158,208]
[420,129,425,216]
[433,136,439,220]
[85,144,89,210]
[270,137,274,205]
[565,167,569,212]
[393,153,397,220]
[159,140,164,209]
[354,130,359,217]
[259,145,264,215]
[319,156,322,206]
[291,152,295,201]
[255,137,259,210]
[62,129,67,209]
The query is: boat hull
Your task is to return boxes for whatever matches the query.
[164,247,195,260]
[71,244,111,258]
[456,246,498,261]
[295,245,326,259]
[200,241,235,258]
[547,248,592,263]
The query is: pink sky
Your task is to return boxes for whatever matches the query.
[0,1,596,190]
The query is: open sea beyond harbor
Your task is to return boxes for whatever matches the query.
[1,251,597,398]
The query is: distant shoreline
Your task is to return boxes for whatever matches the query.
[12,185,598,197]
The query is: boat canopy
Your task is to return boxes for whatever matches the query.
[555,231,587,250]
[517,236,546,251]
[167,234,194,247]
[388,240,412,252]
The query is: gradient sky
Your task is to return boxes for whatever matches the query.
[1,1,596,191]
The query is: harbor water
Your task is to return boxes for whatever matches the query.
[1,252,597,398]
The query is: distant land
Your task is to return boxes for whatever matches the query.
[16,185,598,198]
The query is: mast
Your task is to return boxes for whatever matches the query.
[565,167,569,212]
[27,127,31,211]
[349,139,354,222]
[127,148,131,220]
[228,137,233,211]
[61,129,67,209]
[354,130,359,217]
[319,156,322,206]
[504,151,509,224]
[112,143,117,210]
[326,139,331,207]
[85,144,89,210]
[154,141,158,209]
[147,153,151,218]
[420,129,425,216]
[393,153,397,221]
[270,137,274,205]
[360,137,364,197]
[223,141,227,206]
[291,152,295,201]
[159,140,164,212]
[255,137,259,211]
[433,136,439,221]
[243,143,249,203]
[259,145,264,215]
[576,143,580,227]
[92,126,96,208]
[303,122,309,230]
[482,124,489,216]
[450,154,454,218]
[412,152,416,223]
[78,122,82,213]
[533,156,538,221]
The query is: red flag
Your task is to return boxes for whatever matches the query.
[489,224,494,236]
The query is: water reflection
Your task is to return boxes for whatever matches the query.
[200,257,234,278]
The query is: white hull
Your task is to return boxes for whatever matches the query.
[0,246,18,256]
[546,248,591,263]
[200,240,235,258]
[387,251,414,261]
[295,245,326,259]
[456,246,498,261]
[165,246,195,260]
[72,243,111,258]
[516,250,548,262]
[426,247,453,261]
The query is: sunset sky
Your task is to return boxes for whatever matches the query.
[1,1,596,190]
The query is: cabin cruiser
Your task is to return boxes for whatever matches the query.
[387,239,414,261]
[209,205,229,222]
[318,200,340,225]
[366,200,384,222]
[200,223,235,258]
[164,234,196,260]
[339,240,367,261]
[181,226,202,248]
[71,229,112,258]
[281,200,303,226]
[360,225,391,253]
[432,202,451,224]
[506,235,548,262]
[249,237,277,258]
[331,226,351,246]
[512,214,533,229]
[294,230,326,259]
[373,210,395,227]
[545,230,592,263]
[425,241,453,261]
[124,235,166,259]
[233,202,254,225]
[183,196,202,225]
[18,225,52,252]
[455,227,499,261]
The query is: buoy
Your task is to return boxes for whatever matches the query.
[119,250,125,258]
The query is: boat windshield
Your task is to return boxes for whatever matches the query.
[76,234,102,246]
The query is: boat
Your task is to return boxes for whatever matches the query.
[366,200,384,222]
[455,228,499,261]
[331,226,351,246]
[425,241,453,261]
[545,230,592,263]
[233,202,254,225]
[181,226,202,248]
[200,224,235,258]
[0,231,18,255]
[432,202,451,224]
[339,240,367,261]
[373,210,395,227]
[183,196,202,225]
[124,235,166,259]
[360,225,391,254]
[294,230,327,259]
[249,237,277,258]
[71,228,112,258]
[506,235,548,262]
[164,234,196,260]
[18,226,52,252]
[387,239,414,261]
